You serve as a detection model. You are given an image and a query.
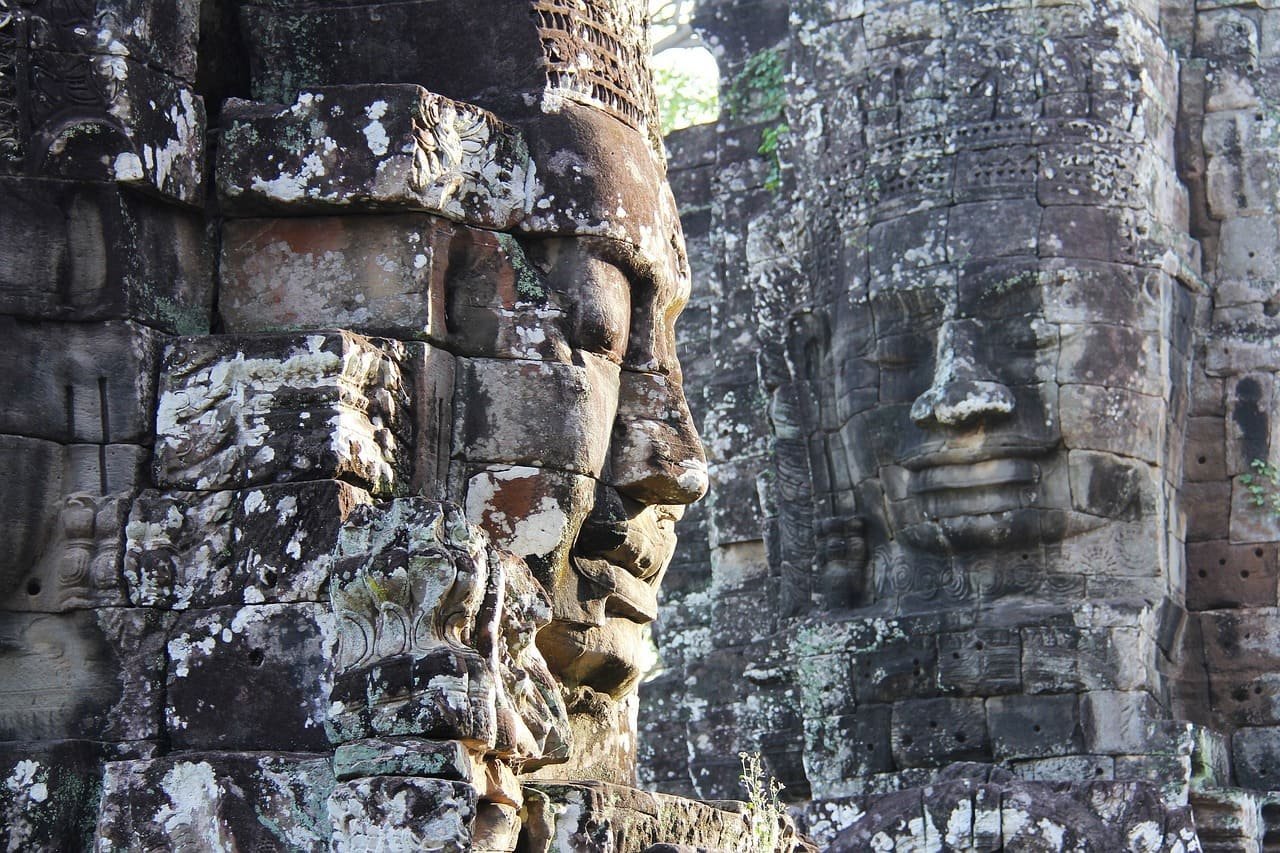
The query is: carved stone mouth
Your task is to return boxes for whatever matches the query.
[909,457,1040,494]
[902,441,1054,472]
[572,557,658,623]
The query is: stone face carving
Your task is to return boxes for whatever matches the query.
[0,1,773,850]
[638,0,1280,849]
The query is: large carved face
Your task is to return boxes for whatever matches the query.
[458,234,706,699]
[834,247,1170,557]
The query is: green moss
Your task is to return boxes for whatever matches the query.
[497,233,546,302]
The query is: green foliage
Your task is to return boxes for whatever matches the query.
[739,751,787,852]
[653,60,720,134]
[725,47,787,121]
[725,47,790,192]
[1241,458,1280,517]
[758,122,790,192]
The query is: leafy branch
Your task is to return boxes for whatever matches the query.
[1241,458,1280,517]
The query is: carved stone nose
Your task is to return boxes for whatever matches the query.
[911,378,1016,426]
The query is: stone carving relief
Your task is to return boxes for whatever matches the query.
[326,498,569,770]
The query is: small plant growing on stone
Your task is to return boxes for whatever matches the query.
[725,47,790,193]
[1241,458,1280,517]
[739,751,787,852]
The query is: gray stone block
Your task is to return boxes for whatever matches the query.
[0,318,162,444]
[1232,726,1280,791]
[0,608,171,743]
[165,603,334,751]
[0,177,212,332]
[889,697,990,768]
[153,332,411,495]
[95,752,333,852]
[217,86,530,229]
[5,51,204,203]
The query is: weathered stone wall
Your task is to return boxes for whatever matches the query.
[639,0,1280,847]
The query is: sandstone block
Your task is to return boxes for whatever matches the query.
[0,435,145,608]
[1039,206,1138,264]
[803,709,894,791]
[1200,609,1280,725]
[1060,384,1164,464]
[328,500,569,767]
[936,629,1022,697]
[889,697,990,768]
[0,608,171,743]
[1231,726,1280,790]
[95,752,333,852]
[329,777,476,853]
[165,603,334,751]
[1022,625,1151,694]
[1184,480,1233,542]
[219,214,452,339]
[1080,690,1163,755]
[435,229,573,363]
[521,781,768,853]
[1185,416,1228,482]
[0,177,212,331]
[0,740,109,852]
[153,332,410,495]
[332,738,476,783]
[218,86,530,229]
[987,694,1083,761]
[850,635,938,704]
[1186,540,1278,611]
[452,355,619,476]
[0,318,162,444]
[239,0,548,109]
[124,480,374,609]
[4,51,204,203]
[13,0,200,80]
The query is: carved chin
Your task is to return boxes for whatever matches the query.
[536,618,644,700]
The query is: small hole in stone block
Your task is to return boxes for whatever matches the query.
[1242,570,1251,578]
[952,652,961,659]
[1020,553,1029,560]
[248,648,265,667]
[26,579,40,596]
[975,642,985,651]
[1094,767,1105,776]
[929,720,938,728]
[1220,558,1228,566]
[1198,570,1207,578]
[1197,456,1207,464]
[955,731,967,743]
[1256,685,1264,695]
[1249,251,1257,258]
[1255,548,1264,558]
[1033,724,1042,733]
[902,735,913,746]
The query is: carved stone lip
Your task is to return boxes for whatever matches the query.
[910,457,1040,494]
[572,557,659,623]
[901,441,1054,473]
